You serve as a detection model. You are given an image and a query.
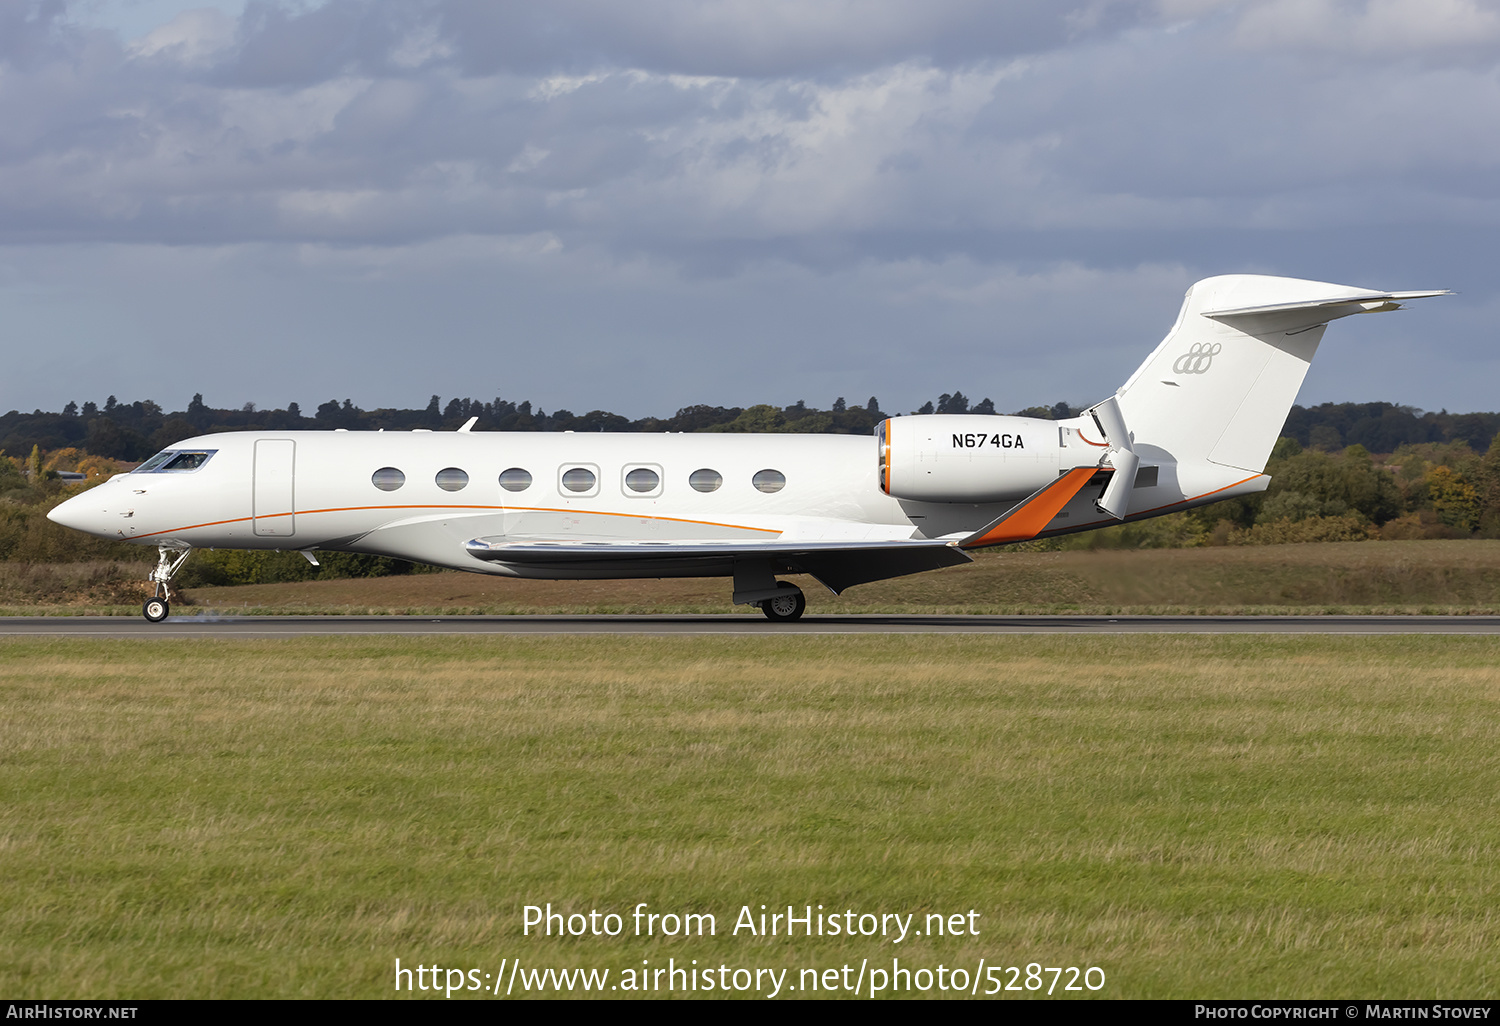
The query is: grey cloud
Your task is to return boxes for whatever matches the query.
[0,1,1494,300]
[962,23,1500,209]
[1228,0,1500,58]
[2,0,1493,426]
[430,0,1156,79]
[0,0,68,66]
[6,232,1483,423]
[173,0,1156,87]
[213,0,418,85]
[0,238,1196,419]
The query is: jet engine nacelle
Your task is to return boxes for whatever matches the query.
[877,415,1058,503]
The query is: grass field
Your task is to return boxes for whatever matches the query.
[5,539,1500,616]
[3,635,1497,999]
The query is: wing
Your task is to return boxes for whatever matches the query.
[465,536,972,594]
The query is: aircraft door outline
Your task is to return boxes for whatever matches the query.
[253,439,296,537]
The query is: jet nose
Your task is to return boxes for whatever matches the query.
[48,490,110,536]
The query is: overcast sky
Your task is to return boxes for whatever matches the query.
[2,0,1496,419]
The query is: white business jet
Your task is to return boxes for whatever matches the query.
[48,274,1446,623]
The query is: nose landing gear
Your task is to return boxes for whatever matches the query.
[143,545,192,623]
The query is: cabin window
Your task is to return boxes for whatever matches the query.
[435,468,469,492]
[624,466,661,495]
[752,469,786,494]
[372,467,405,491]
[689,469,722,493]
[499,468,532,492]
[561,466,597,494]
[136,449,218,473]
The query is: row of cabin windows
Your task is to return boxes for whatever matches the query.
[370,466,787,495]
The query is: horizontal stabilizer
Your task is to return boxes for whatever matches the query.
[466,537,973,594]
[1203,289,1449,319]
[1201,287,1449,336]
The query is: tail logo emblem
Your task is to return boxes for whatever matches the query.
[1173,342,1222,374]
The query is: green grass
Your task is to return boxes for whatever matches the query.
[2,635,1498,998]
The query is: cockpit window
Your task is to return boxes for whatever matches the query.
[162,451,215,471]
[135,449,218,473]
[135,450,177,473]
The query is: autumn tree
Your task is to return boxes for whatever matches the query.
[1426,466,1481,533]
[1479,434,1500,536]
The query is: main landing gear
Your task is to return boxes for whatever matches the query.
[758,584,806,622]
[143,545,191,623]
[734,562,808,622]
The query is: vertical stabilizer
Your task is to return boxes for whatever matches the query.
[1114,275,1446,473]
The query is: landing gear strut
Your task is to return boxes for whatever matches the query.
[759,584,806,622]
[143,545,191,623]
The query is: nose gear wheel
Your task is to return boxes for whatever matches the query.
[143,545,192,623]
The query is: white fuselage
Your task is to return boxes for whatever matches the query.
[48,422,1264,579]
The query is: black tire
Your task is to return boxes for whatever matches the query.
[143,597,169,623]
[760,586,806,622]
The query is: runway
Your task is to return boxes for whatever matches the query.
[3,614,1500,637]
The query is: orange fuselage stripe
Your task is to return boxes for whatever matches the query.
[128,503,783,542]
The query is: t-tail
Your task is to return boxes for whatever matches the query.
[958,274,1447,549]
[1089,274,1447,518]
